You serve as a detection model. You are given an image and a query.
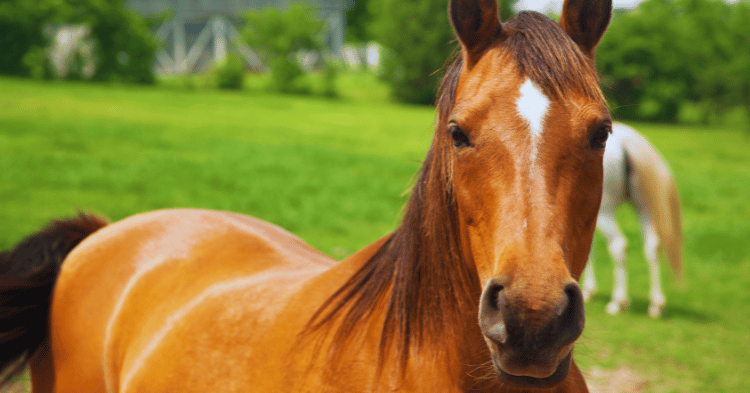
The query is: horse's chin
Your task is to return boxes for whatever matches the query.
[492,352,572,389]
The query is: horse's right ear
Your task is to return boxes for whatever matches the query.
[449,0,503,66]
[559,0,612,59]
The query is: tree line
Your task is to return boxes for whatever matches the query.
[353,0,750,123]
[0,0,156,83]
[596,0,750,123]
[2,0,748,124]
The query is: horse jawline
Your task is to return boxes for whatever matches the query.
[493,352,572,389]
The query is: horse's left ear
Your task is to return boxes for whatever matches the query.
[559,0,612,58]
[449,0,503,66]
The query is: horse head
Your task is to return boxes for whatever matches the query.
[446,0,612,388]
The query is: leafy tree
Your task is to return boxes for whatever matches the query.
[0,0,54,76]
[0,0,157,83]
[346,0,371,43]
[369,0,456,105]
[84,0,157,84]
[349,0,516,44]
[596,0,750,122]
[243,2,329,94]
[369,0,517,105]
[214,55,246,90]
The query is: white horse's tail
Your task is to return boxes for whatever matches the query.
[619,126,683,281]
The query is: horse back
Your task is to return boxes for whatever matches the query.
[43,209,335,392]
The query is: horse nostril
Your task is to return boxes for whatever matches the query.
[479,278,508,343]
[481,277,508,312]
[557,283,585,345]
[486,283,504,310]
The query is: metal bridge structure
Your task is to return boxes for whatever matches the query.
[126,0,346,74]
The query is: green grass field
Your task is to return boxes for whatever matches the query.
[1,75,749,392]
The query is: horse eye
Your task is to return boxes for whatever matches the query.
[450,125,471,148]
[590,124,611,149]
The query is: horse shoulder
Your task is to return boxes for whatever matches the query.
[120,228,395,392]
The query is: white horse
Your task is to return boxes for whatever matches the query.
[582,123,683,318]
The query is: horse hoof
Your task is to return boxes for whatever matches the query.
[605,302,621,315]
[648,304,663,318]
[605,300,629,315]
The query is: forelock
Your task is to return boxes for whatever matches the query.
[504,11,605,104]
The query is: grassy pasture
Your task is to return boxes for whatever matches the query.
[1,75,749,392]
[579,122,750,392]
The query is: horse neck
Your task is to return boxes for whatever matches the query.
[331,144,489,384]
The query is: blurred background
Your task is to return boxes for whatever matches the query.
[1,0,749,391]
[2,0,748,122]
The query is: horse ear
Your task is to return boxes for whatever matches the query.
[559,0,612,58]
[449,0,503,65]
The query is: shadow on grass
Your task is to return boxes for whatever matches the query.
[585,294,715,323]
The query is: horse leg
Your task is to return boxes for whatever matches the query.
[640,218,664,318]
[581,255,596,302]
[597,213,629,315]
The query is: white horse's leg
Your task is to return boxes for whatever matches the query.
[597,213,630,315]
[640,218,665,318]
[582,255,596,302]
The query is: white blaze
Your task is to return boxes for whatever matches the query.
[516,79,550,161]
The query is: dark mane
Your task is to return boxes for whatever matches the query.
[301,52,479,377]
[301,10,604,380]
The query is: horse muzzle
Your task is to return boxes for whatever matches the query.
[478,277,585,388]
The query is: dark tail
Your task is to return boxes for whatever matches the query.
[0,213,107,385]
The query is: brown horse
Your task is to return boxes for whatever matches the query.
[0,0,612,391]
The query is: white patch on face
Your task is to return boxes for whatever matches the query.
[516,79,550,161]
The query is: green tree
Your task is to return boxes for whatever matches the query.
[0,0,54,76]
[369,0,456,105]
[243,2,327,93]
[0,0,156,83]
[346,0,371,43]
[370,0,517,105]
[596,0,750,122]
[83,0,157,84]
[214,55,246,90]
